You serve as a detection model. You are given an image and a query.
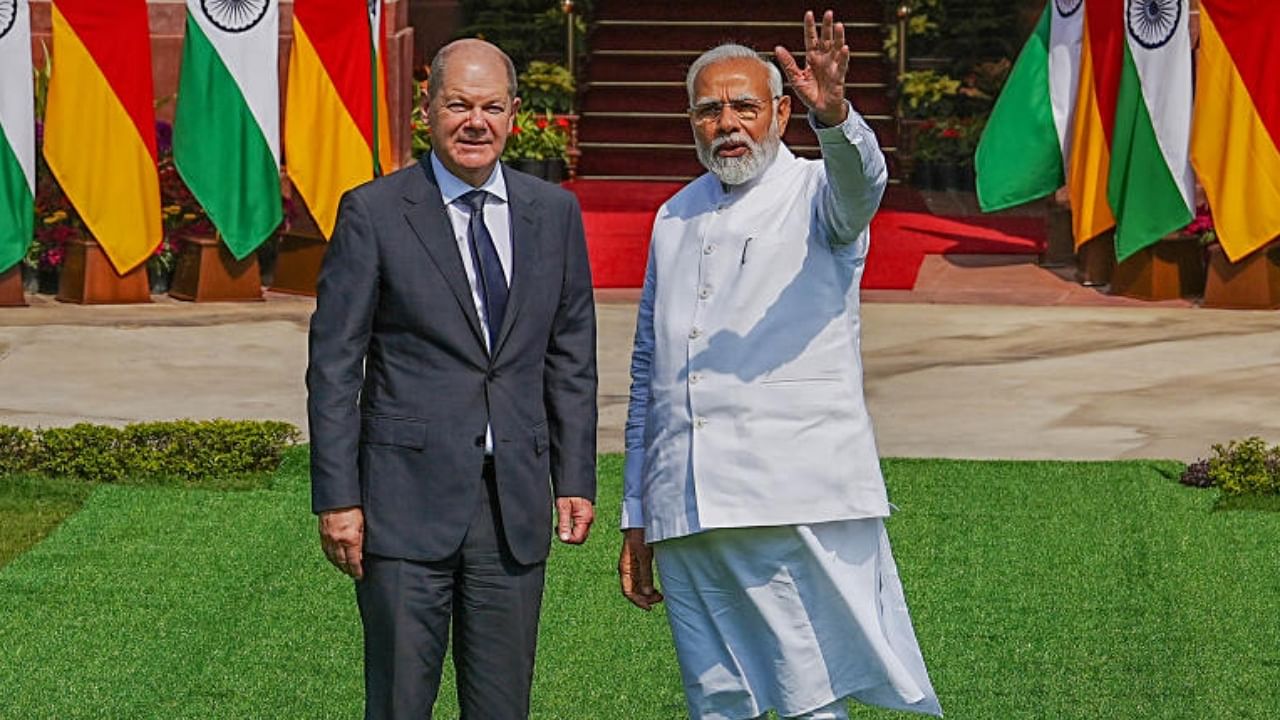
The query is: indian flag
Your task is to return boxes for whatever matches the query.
[285,0,395,240]
[0,0,35,273]
[1107,0,1194,261]
[1191,0,1280,262]
[976,0,1083,212]
[173,0,282,261]
[43,0,160,275]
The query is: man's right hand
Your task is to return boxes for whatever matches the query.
[619,528,663,610]
[319,507,365,580]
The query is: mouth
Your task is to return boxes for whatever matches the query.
[457,137,491,149]
[715,142,749,158]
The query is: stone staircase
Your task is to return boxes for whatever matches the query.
[576,0,897,181]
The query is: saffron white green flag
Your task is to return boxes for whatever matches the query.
[174,0,282,260]
[976,0,1084,212]
[1107,0,1194,261]
[0,0,35,272]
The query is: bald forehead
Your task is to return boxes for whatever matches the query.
[692,57,773,102]
[443,39,505,70]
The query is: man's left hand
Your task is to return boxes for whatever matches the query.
[775,10,850,127]
[556,496,595,544]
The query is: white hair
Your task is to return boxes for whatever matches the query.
[685,44,784,104]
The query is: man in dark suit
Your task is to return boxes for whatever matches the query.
[306,38,598,720]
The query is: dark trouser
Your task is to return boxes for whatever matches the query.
[357,461,546,720]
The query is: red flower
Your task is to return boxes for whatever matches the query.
[535,117,549,130]
[555,117,571,129]
[941,128,961,139]
[512,125,522,135]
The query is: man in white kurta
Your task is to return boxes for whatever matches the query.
[619,12,941,720]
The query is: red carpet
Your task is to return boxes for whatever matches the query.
[565,180,1046,290]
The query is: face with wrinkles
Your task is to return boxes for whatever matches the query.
[428,42,520,187]
[690,57,791,185]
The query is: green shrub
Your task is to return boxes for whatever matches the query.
[0,426,38,476]
[1207,437,1280,496]
[1,420,300,487]
[37,424,129,483]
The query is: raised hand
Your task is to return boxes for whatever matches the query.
[774,10,850,127]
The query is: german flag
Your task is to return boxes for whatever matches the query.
[285,0,396,240]
[1192,1,1280,262]
[43,0,160,274]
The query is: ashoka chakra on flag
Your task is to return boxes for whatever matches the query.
[0,0,17,40]
[1055,0,1082,18]
[1128,0,1180,49]
[202,0,269,33]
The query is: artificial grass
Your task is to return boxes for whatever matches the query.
[0,473,93,568]
[1,451,1278,718]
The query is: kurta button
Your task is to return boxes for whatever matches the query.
[694,418,707,429]
[688,327,702,339]
[699,286,712,299]
[703,244,716,255]
[689,373,702,384]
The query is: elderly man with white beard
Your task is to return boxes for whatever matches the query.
[617,11,942,720]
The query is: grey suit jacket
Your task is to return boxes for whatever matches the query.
[307,161,597,566]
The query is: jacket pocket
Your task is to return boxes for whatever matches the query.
[361,416,428,450]
[532,422,549,456]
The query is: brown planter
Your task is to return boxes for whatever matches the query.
[0,265,28,307]
[1110,236,1206,301]
[56,236,151,305]
[269,228,328,297]
[1203,241,1280,309]
[169,236,264,303]
[1075,232,1116,287]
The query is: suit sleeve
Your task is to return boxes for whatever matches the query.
[543,194,598,501]
[306,189,379,514]
[812,101,888,253]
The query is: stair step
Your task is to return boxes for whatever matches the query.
[586,52,890,84]
[577,113,898,148]
[591,23,882,53]
[592,0,883,23]
[580,85,895,116]
[575,144,901,180]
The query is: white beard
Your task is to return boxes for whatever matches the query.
[695,123,781,186]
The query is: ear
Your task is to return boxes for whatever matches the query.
[774,93,792,137]
[508,96,522,131]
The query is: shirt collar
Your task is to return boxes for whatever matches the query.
[430,152,509,206]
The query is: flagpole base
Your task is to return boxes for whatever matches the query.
[1074,232,1116,288]
[0,265,28,307]
[1203,241,1280,310]
[269,228,327,297]
[56,237,151,305]
[1110,235,1206,301]
[168,236,264,302]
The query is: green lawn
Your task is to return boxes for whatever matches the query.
[1,450,1278,718]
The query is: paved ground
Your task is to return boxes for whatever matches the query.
[3,261,1278,462]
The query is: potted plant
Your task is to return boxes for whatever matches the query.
[154,121,212,294]
[503,110,571,182]
[518,61,575,114]
[26,122,80,295]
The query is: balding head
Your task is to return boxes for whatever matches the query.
[428,39,518,104]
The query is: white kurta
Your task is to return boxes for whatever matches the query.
[623,107,942,719]
[622,108,891,543]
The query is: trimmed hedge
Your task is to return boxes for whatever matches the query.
[2,420,301,487]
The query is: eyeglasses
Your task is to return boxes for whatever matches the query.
[688,96,780,124]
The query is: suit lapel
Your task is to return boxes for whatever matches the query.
[492,168,540,358]
[403,161,487,350]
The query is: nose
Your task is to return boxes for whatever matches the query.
[465,107,486,128]
[715,105,741,133]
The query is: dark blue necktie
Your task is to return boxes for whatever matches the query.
[458,190,508,343]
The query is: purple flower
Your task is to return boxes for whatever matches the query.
[155,121,173,156]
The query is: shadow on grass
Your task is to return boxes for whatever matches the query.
[0,474,94,568]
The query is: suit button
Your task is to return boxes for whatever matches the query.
[474,435,485,447]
